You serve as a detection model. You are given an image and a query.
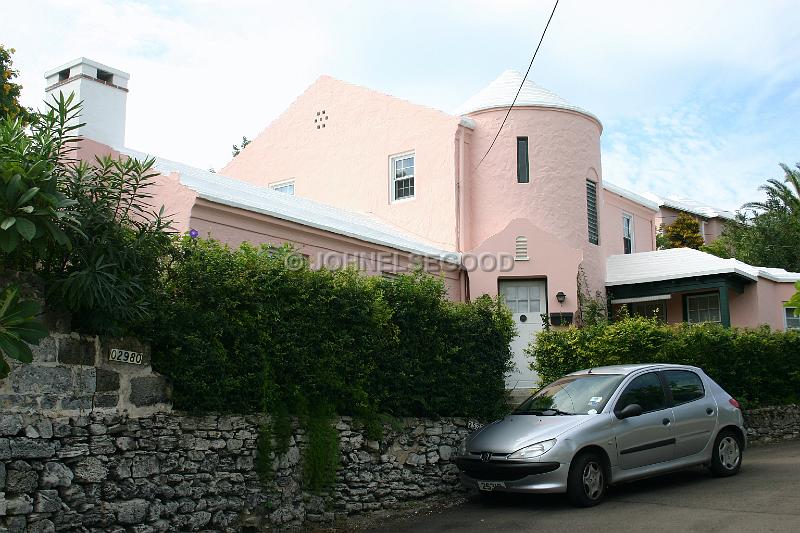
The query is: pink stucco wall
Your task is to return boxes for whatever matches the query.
[463,107,606,296]
[222,76,464,251]
[468,218,582,313]
[602,190,656,256]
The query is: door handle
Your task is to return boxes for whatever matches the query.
[706,408,714,415]
[662,418,670,426]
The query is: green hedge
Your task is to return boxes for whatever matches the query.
[150,237,514,420]
[528,315,800,408]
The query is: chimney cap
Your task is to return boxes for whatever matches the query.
[44,57,130,81]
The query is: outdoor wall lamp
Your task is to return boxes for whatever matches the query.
[556,291,566,304]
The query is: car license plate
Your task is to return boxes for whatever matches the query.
[478,481,505,491]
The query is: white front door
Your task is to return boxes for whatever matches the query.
[499,279,547,390]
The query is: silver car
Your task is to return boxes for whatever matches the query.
[456,364,745,506]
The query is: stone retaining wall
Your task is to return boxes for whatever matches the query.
[0,412,471,532]
[744,404,800,443]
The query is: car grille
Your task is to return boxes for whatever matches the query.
[455,459,560,481]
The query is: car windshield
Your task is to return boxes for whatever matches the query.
[514,374,625,415]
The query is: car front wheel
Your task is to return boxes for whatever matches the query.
[710,429,742,477]
[567,451,607,507]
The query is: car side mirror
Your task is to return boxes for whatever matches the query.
[616,403,643,419]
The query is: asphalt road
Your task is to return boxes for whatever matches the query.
[367,440,800,533]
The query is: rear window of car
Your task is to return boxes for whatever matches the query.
[664,370,705,405]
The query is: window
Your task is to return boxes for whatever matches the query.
[622,213,634,254]
[785,307,800,331]
[663,370,704,405]
[502,284,541,314]
[686,293,721,324]
[270,181,295,195]
[630,300,666,322]
[390,153,415,201]
[615,372,666,414]
[58,69,70,82]
[517,137,529,183]
[586,180,599,245]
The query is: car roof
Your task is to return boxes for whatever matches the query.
[567,363,700,376]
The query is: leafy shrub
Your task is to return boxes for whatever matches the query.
[149,237,515,420]
[529,315,800,408]
[0,284,48,377]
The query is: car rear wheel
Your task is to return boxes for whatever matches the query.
[567,451,607,507]
[710,429,742,477]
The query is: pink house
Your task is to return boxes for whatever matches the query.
[46,59,800,390]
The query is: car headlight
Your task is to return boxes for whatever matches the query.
[508,439,556,460]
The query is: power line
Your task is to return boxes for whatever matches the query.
[475,0,560,170]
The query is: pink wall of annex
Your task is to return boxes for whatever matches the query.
[463,107,605,295]
[222,76,464,250]
[468,219,582,315]
[602,190,656,256]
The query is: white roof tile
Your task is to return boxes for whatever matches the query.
[454,70,600,126]
[603,181,659,211]
[643,192,736,220]
[118,147,460,264]
[607,248,800,286]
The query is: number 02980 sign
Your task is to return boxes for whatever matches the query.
[109,348,144,365]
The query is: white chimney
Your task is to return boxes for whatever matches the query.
[44,58,130,147]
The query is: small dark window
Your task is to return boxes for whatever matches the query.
[96,69,113,83]
[516,137,529,183]
[616,372,666,413]
[58,69,70,82]
[586,180,599,245]
[664,370,704,405]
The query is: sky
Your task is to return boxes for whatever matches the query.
[3,0,799,211]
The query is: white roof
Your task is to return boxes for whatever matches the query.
[642,192,736,221]
[45,57,130,80]
[603,181,659,211]
[607,248,800,286]
[117,147,460,264]
[454,70,600,126]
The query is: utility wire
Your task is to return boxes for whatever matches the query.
[475,0,560,169]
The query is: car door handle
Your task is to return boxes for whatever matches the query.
[706,408,714,415]
[662,418,670,426]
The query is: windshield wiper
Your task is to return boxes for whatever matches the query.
[514,408,574,416]
[540,408,574,416]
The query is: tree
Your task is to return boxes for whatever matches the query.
[704,163,800,272]
[0,45,30,123]
[231,136,251,157]
[661,212,704,249]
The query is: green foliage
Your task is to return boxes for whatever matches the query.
[662,212,705,250]
[0,45,29,123]
[0,284,48,377]
[529,316,800,408]
[714,162,800,272]
[149,237,515,421]
[700,236,733,259]
[1,93,175,335]
[575,268,607,327]
[231,136,251,157]
[786,281,800,316]
[303,403,340,493]
[43,155,175,334]
[0,93,81,259]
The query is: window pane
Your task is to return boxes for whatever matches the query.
[529,299,540,313]
[616,372,666,413]
[517,137,529,183]
[785,308,799,330]
[664,370,704,405]
[587,180,599,245]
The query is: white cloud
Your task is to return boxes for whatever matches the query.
[2,0,798,205]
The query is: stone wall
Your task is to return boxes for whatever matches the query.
[744,404,800,443]
[1,333,170,418]
[0,412,471,532]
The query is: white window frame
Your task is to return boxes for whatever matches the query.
[389,151,415,203]
[686,293,721,324]
[622,212,635,254]
[269,179,295,195]
[785,306,800,331]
